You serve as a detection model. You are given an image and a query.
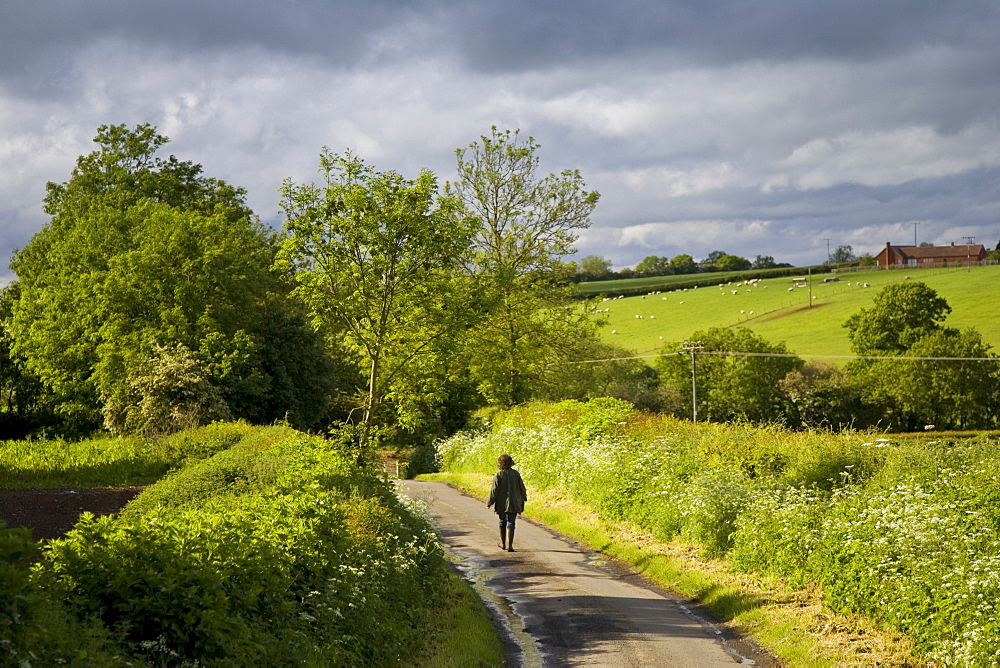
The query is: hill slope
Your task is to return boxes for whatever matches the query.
[591,265,999,359]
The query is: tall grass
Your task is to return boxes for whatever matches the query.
[438,399,1000,665]
[0,421,250,489]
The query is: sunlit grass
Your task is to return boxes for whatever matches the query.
[0,422,253,489]
[592,264,1000,360]
[409,570,505,668]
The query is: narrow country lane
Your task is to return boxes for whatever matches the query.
[399,480,771,668]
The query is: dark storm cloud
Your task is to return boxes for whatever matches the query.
[438,0,1000,72]
[0,0,420,92]
[1,0,999,276]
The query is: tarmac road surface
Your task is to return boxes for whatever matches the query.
[399,480,770,667]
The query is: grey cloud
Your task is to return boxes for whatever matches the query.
[0,0,420,93]
[438,0,1000,73]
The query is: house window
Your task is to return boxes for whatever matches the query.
[907,258,916,267]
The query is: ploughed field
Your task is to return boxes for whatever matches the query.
[0,487,141,542]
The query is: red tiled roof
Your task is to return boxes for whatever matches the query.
[890,244,985,259]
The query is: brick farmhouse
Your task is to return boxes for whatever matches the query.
[876,242,987,270]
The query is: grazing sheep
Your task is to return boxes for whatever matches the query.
[679,301,685,304]
[749,310,754,314]
[787,287,794,292]
[611,330,617,334]
[740,309,745,314]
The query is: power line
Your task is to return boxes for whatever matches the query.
[560,350,1000,365]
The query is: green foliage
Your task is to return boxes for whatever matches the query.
[779,361,879,430]
[438,402,1000,664]
[634,255,671,277]
[577,254,613,280]
[829,244,856,264]
[669,253,697,274]
[279,150,473,430]
[447,127,601,407]
[8,124,338,434]
[103,343,230,435]
[15,425,451,665]
[844,282,1000,430]
[657,327,802,423]
[845,281,951,355]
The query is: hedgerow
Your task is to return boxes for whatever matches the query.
[3,424,449,666]
[438,400,1000,665]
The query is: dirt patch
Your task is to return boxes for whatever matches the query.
[0,487,142,541]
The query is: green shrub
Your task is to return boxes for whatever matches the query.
[437,402,1000,665]
[17,425,450,665]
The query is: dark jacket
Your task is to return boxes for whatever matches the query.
[488,468,527,514]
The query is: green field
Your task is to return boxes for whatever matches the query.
[588,265,1000,358]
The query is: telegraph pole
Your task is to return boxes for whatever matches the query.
[683,341,704,423]
[964,235,976,270]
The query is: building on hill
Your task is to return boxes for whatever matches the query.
[876,242,987,269]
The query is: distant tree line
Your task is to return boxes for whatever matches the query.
[573,242,892,283]
[573,250,793,282]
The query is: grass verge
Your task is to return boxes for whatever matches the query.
[419,472,926,667]
[408,570,505,668]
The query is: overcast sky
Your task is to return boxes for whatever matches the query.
[2,0,999,280]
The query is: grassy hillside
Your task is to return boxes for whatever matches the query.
[589,265,1000,359]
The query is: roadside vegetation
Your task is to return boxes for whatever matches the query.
[0,423,503,666]
[434,399,1000,666]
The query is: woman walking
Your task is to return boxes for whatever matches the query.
[487,454,527,552]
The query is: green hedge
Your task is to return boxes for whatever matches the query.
[438,400,1000,665]
[3,424,449,666]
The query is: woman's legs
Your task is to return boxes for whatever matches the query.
[497,512,518,551]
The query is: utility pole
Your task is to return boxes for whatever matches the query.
[824,238,832,263]
[913,222,918,246]
[682,341,704,423]
[808,266,812,308]
[964,235,976,270]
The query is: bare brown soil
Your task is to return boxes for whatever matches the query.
[0,487,142,541]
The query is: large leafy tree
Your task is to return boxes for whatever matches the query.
[635,255,671,277]
[657,327,802,423]
[446,127,601,406]
[278,150,474,430]
[844,282,998,429]
[669,254,697,274]
[8,124,334,433]
[844,281,951,356]
[886,329,1000,429]
[577,255,613,281]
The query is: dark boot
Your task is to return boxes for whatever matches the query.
[498,526,507,551]
[507,527,515,552]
